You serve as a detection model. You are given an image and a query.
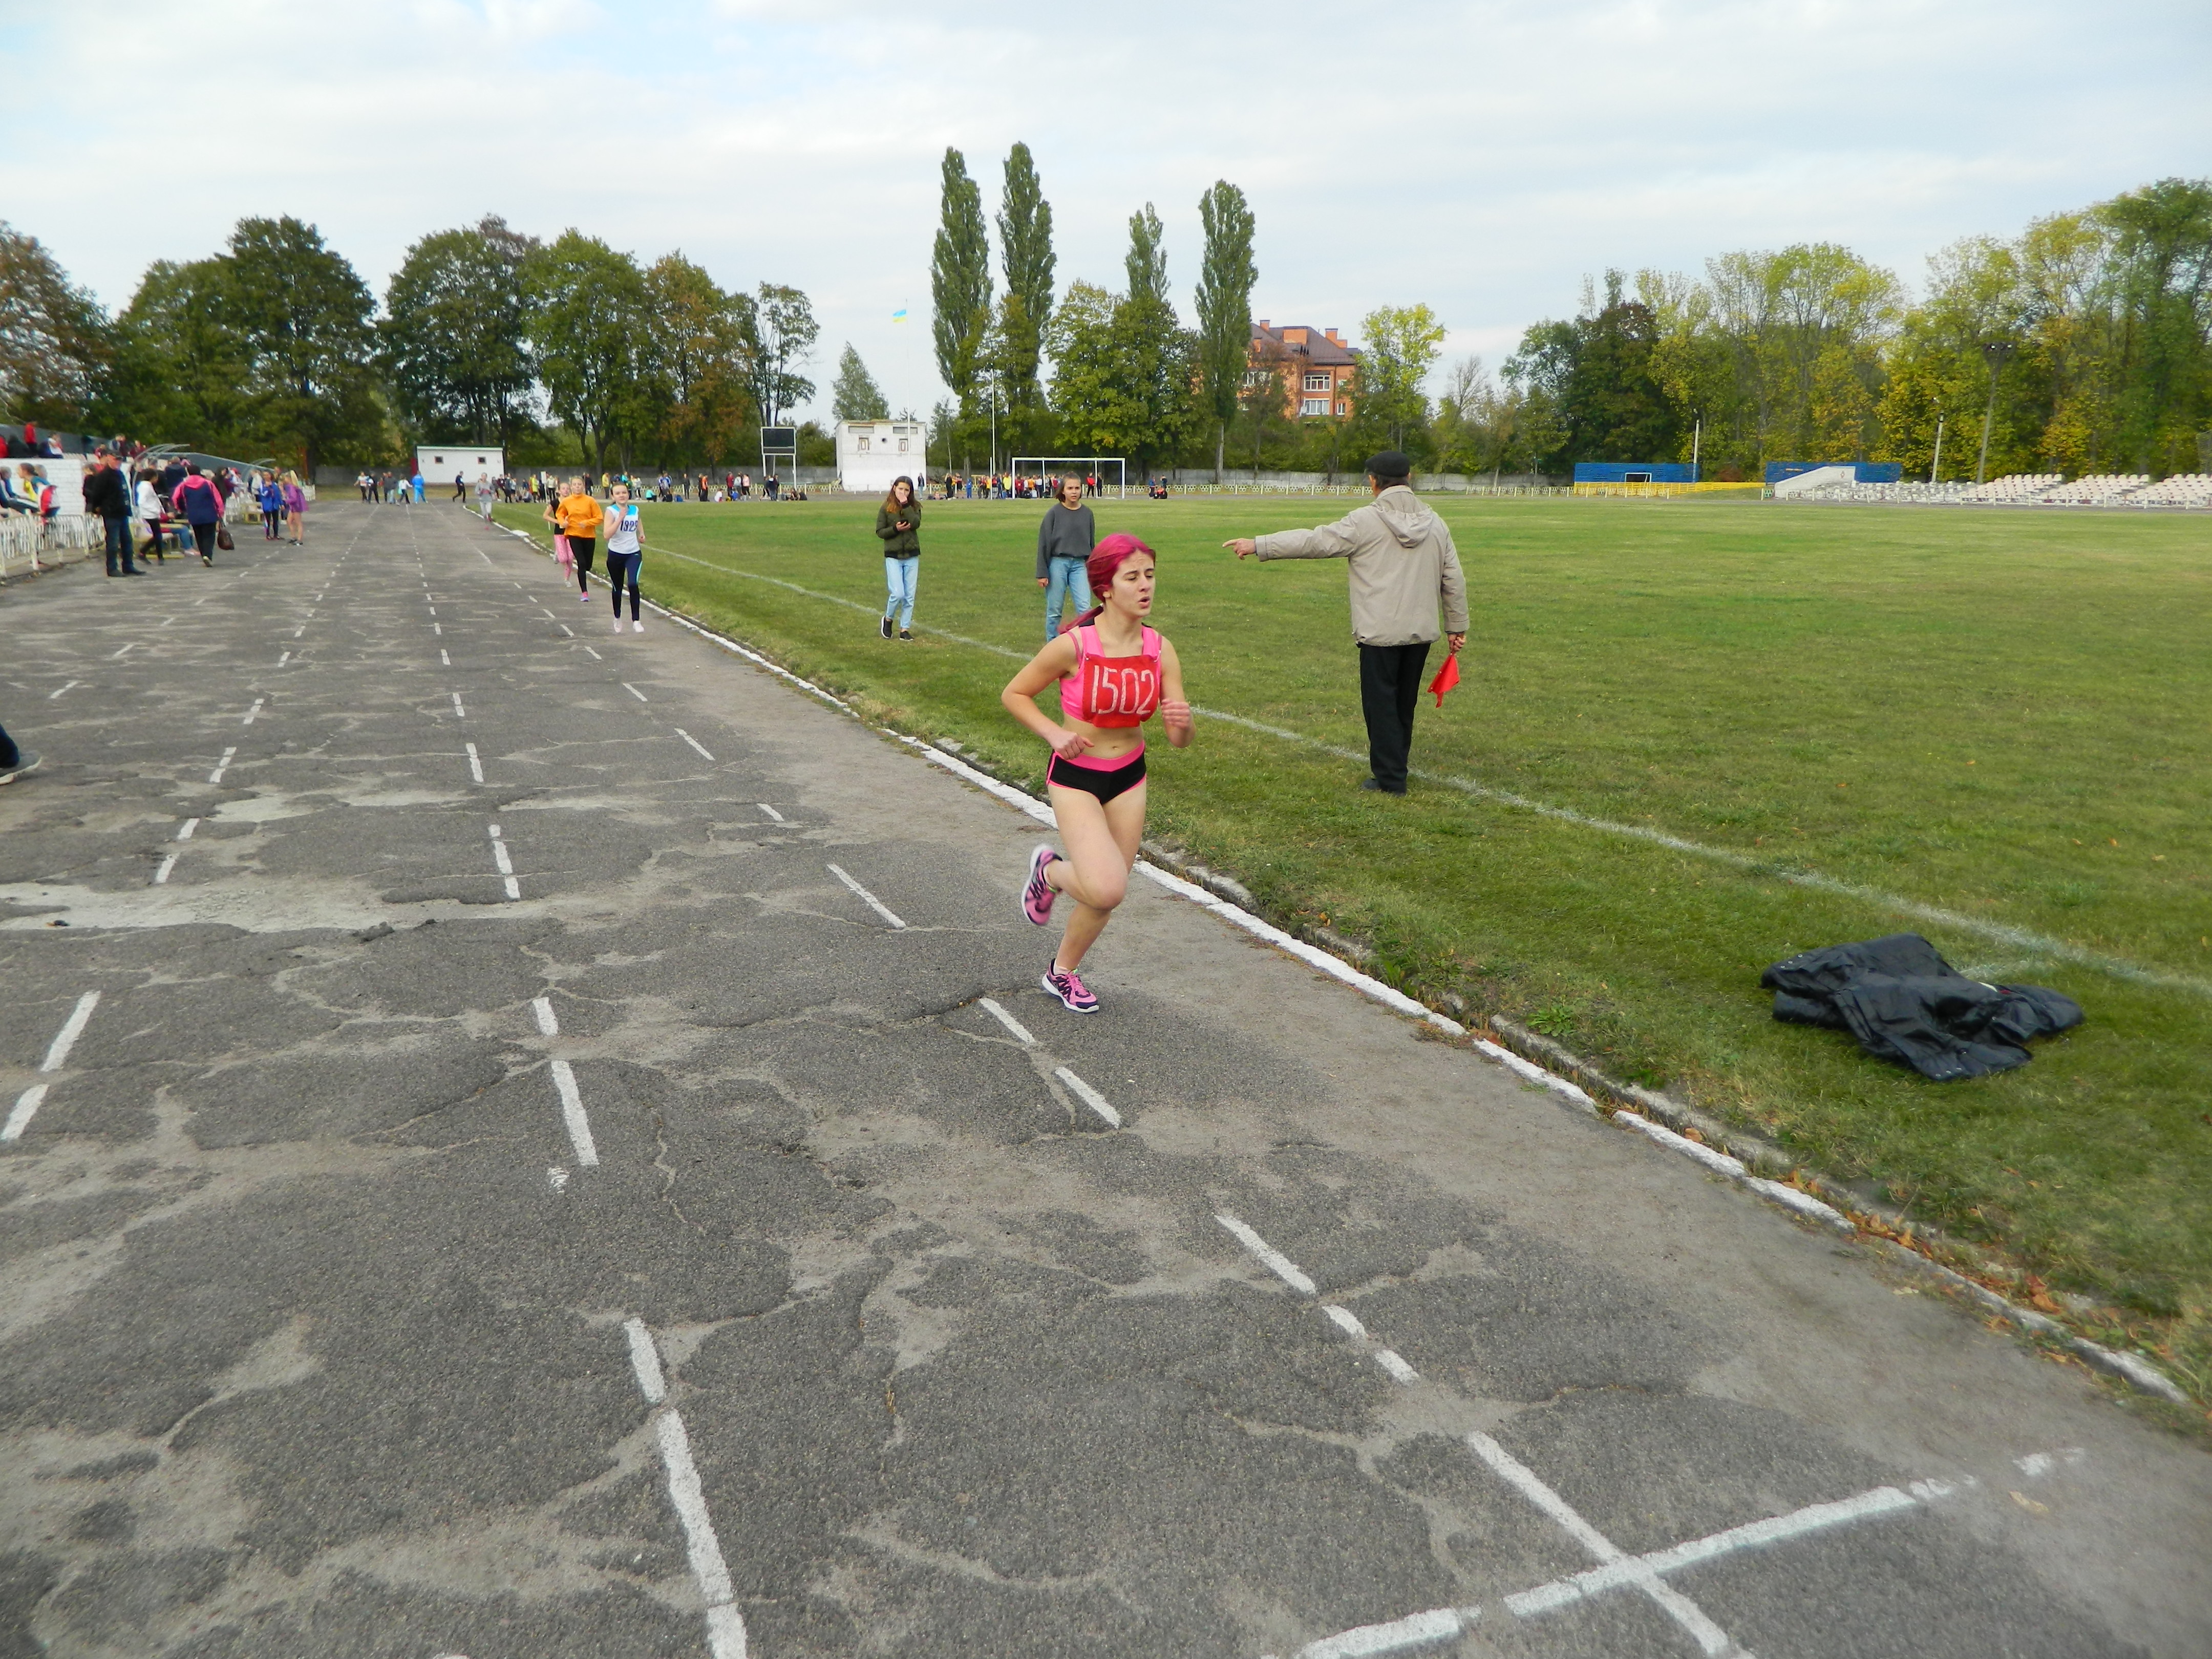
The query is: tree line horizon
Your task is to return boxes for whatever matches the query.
[1,166,2204,482]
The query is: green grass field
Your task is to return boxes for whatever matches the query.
[498,493,2212,1399]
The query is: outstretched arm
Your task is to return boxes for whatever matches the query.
[1224,508,1365,562]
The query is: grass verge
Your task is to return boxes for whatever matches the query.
[497,494,2212,1408]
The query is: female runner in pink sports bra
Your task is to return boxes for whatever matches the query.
[1001,533,1193,1013]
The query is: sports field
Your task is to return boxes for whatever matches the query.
[497,492,2211,1395]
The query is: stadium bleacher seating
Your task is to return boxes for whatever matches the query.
[1789,471,2210,509]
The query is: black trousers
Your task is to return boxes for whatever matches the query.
[1358,641,1432,792]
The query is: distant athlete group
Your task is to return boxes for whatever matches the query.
[872,450,1468,1017]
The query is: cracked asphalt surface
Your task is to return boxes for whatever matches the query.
[2,500,2207,1658]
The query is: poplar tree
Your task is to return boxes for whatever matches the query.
[831,343,890,421]
[1195,181,1257,483]
[930,147,992,436]
[995,141,1055,418]
[1124,203,1168,311]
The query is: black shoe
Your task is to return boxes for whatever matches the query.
[0,750,41,785]
[1359,777,1407,795]
[880,616,894,640]
[899,628,913,641]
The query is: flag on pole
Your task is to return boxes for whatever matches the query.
[891,308,908,321]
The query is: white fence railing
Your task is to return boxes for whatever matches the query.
[0,514,97,581]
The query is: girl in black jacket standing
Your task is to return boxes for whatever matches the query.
[875,475,920,640]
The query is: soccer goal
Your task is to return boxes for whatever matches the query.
[1009,456,1126,499]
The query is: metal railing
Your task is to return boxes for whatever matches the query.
[0,514,97,581]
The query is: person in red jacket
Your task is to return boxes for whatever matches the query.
[171,464,224,565]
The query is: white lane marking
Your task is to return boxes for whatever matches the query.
[176,818,198,841]
[2,1086,48,1141]
[275,650,290,667]
[427,606,436,614]
[1283,1605,1476,1658]
[540,607,556,620]
[47,680,78,700]
[2015,1448,2084,1477]
[1465,1431,1737,1655]
[478,549,493,565]
[152,853,179,885]
[451,691,466,718]
[654,1408,748,1659]
[242,698,264,725]
[465,742,484,784]
[1053,1066,1122,1128]
[559,623,573,636]
[826,863,906,929]
[1318,1304,1421,1383]
[433,623,442,635]
[756,803,784,822]
[440,649,451,665]
[549,1059,598,1165]
[292,624,305,637]
[531,996,559,1036]
[111,642,138,659]
[160,615,175,627]
[2,992,102,1142]
[622,682,649,702]
[624,1317,668,1403]
[1506,1484,1919,1620]
[582,645,600,658]
[978,997,1034,1044]
[1215,1214,1318,1296]
[207,746,238,784]
[548,1166,569,1192]
[487,824,519,899]
[1372,1349,1422,1385]
[674,729,714,761]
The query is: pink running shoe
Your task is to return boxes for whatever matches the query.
[1021,845,1059,926]
[1042,963,1099,1014]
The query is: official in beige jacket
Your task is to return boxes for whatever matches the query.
[1225,450,1467,794]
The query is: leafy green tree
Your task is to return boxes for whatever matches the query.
[2100,177,2212,472]
[1195,181,1257,483]
[738,282,819,428]
[1124,203,1168,311]
[831,343,890,421]
[106,258,256,453]
[526,231,649,474]
[995,142,1054,410]
[1049,250,1199,478]
[644,253,753,466]
[1231,328,1293,478]
[931,147,992,447]
[0,223,112,432]
[1356,302,1446,454]
[381,215,538,447]
[223,216,382,470]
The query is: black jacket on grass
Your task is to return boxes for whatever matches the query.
[875,499,921,558]
[1761,933,2082,1081]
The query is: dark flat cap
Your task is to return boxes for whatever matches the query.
[1365,451,1412,479]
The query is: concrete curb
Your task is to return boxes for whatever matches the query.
[490,519,2192,1410]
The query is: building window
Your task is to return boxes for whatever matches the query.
[1243,369,1269,388]
[1300,398,1331,417]
[1335,401,1348,417]
[897,437,909,452]
[857,436,871,452]
[1303,373,1331,392]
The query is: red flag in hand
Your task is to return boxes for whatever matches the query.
[1428,650,1460,708]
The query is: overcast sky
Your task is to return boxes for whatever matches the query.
[6,0,2207,423]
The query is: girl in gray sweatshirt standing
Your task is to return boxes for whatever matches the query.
[1034,477,1095,639]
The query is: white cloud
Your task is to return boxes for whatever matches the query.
[5,0,2206,419]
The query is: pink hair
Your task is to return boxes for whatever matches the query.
[1062,533,1156,633]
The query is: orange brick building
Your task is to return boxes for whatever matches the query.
[1249,320,1356,420]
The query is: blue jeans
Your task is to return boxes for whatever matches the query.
[103,515,138,574]
[1043,556,1092,638]
[884,556,917,627]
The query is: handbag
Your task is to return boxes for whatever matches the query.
[215,521,235,551]
[554,534,572,567]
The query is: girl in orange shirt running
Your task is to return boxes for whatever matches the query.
[1001,533,1193,1013]
[546,478,603,601]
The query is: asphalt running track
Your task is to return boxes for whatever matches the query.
[1,501,2206,1658]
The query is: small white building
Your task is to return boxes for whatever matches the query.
[835,421,926,495]
[415,444,505,485]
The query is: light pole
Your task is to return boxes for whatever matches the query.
[1691,413,1702,480]
[1974,341,2014,485]
[1929,412,1945,484]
